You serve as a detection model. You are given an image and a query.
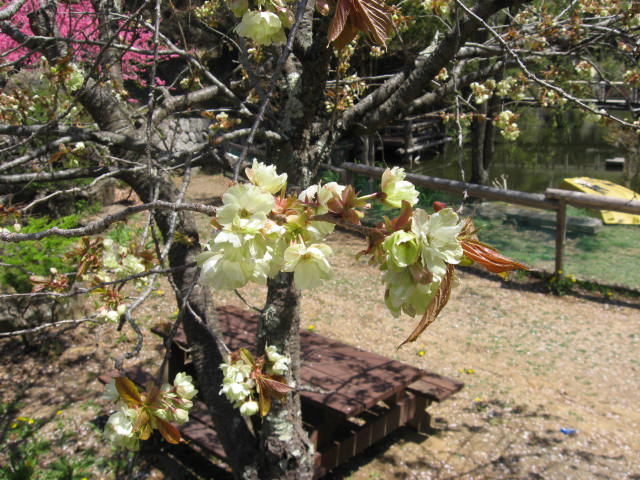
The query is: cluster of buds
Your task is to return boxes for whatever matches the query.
[29,267,70,293]
[325,76,366,112]
[578,0,619,17]
[67,236,155,322]
[220,346,292,417]
[623,68,640,87]
[422,0,452,16]
[574,61,597,78]
[102,238,148,280]
[495,76,526,100]
[539,88,567,107]
[494,110,521,141]
[435,68,449,82]
[103,373,197,450]
[470,79,496,104]
[205,111,241,132]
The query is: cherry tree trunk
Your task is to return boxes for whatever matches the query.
[257,273,315,480]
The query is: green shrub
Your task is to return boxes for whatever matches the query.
[0,214,82,293]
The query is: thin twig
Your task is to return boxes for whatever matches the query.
[0,201,217,242]
[455,0,640,130]
[0,317,97,338]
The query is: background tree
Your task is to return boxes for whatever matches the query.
[1,0,638,478]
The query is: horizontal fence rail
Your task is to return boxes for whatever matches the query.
[328,162,640,278]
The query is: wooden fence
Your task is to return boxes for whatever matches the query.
[327,162,640,277]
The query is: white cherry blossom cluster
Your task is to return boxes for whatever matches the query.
[197,161,468,319]
[197,159,340,291]
[494,110,521,141]
[470,79,496,104]
[495,76,526,100]
[220,345,290,417]
[103,373,198,450]
[380,207,462,316]
[220,354,257,415]
[96,303,127,323]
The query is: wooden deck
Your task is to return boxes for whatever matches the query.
[116,306,463,477]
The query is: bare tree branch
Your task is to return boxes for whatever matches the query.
[0,201,216,242]
[455,0,640,130]
[0,317,97,338]
[0,125,158,160]
[0,0,27,21]
[152,86,221,125]
[0,166,110,184]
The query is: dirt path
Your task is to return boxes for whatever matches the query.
[1,172,639,479]
[215,231,640,480]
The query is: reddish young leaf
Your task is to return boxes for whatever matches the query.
[399,264,455,348]
[328,0,393,50]
[155,416,182,444]
[458,217,529,274]
[115,377,142,406]
[254,374,293,417]
[383,200,413,233]
[461,239,530,273]
[328,0,350,46]
[351,0,393,44]
[261,375,294,398]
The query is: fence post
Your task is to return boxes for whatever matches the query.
[340,164,353,187]
[554,200,568,275]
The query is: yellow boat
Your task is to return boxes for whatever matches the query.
[561,177,640,225]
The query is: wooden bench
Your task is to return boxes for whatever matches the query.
[108,306,463,477]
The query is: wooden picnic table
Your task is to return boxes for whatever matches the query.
[149,305,463,477]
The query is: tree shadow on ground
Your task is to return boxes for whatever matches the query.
[460,266,640,311]
[322,398,633,479]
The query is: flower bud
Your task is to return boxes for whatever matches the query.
[240,400,259,417]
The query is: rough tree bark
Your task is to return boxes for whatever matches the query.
[258,273,315,480]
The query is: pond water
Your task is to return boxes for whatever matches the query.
[413,108,631,193]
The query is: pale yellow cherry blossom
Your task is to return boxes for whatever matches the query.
[174,372,198,400]
[235,11,286,46]
[240,400,260,417]
[245,159,287,194]
[382,230,420,269]
[216,183,275,228]
[282,242,332,289]
[411,208,463,282]
[380,167,419,208]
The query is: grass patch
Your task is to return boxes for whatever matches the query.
[473,214,640,289]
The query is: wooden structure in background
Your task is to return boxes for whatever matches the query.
[146,306,463,478]
[379,115,450,167]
